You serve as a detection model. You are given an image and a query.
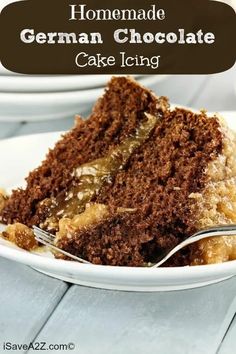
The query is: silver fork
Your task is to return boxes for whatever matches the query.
[33,224,236,267]
[33,226,91,264]
[152,224,236,268]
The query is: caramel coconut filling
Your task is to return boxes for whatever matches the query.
[43,113,157,231]
[2,223,37,251]
[55,203,135,245]
[190,118,236,265]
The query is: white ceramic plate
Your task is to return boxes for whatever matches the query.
[0,75,165,122]
[0,62,16,76]
[0,74,125,91]
[0,111,236,291]
[0,86,104,122]
[0,73,160,92]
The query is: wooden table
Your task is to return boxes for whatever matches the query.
[0,68,236,354]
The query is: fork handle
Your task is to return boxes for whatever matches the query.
[152,229,236,268]
[192,224,236,238]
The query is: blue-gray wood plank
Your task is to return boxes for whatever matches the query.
[218,314,236,354]
[29,278,236,354]
[0,258,68,351]
[0,70,236,354]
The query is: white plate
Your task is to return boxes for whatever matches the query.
[0,86,104,122]
[0,74,125,91]
[0,73,163,92]
[0,62,16,76]
[0,111,236,291]
[0,75,166,122]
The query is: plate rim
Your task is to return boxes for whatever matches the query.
[0,238,236,281]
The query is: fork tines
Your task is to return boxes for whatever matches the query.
[33,225,90,264]
[33,226,55,244]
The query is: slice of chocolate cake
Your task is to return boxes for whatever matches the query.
[1,77,168,227]
[1,77,236,267]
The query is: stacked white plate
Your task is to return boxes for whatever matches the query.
[0,63,169,122]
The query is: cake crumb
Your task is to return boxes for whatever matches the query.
[188,193,202,199]
[1,223,37,251]
[74,114,84,127]
[173,187,181,191]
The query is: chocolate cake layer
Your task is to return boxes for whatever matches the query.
[3,76,233,267]
[1,77,168,226]
[55,109,224,266]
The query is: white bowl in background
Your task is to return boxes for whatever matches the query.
[0,73,164,92]
[0,75,168,122]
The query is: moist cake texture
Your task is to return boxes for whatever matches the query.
[1,77,168,227]
[55,108,228,266]
[1,77,236,266]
